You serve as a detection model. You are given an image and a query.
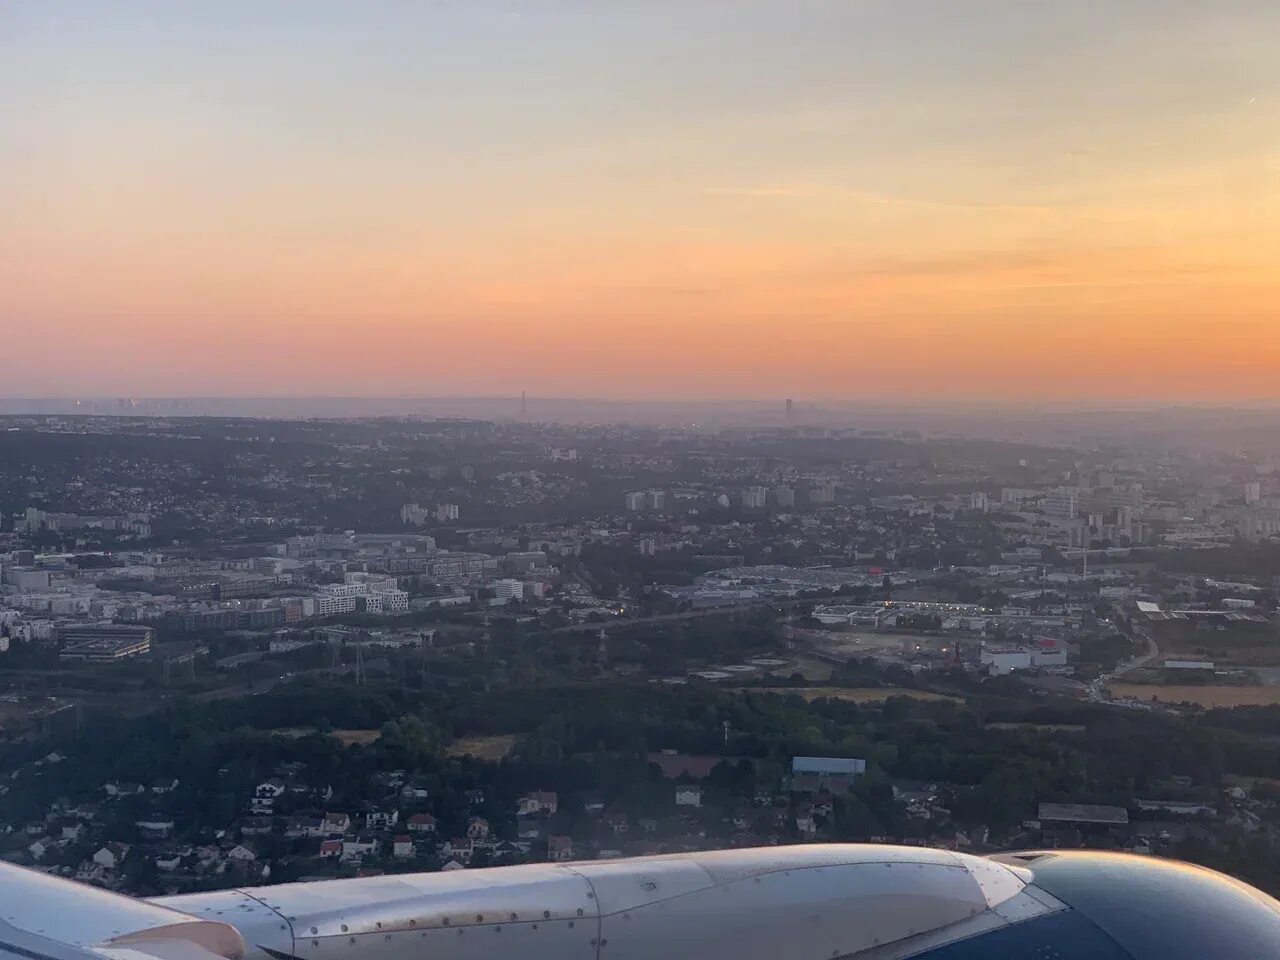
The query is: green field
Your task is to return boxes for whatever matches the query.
[1148,619,1280,666]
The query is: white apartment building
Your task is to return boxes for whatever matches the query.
[810,483,837,504]
[493,579,524,601]
[315,575,409,615]
[400,504,431,526]
[1043,487,1080,520]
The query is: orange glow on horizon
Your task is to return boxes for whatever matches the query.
[3,3,1278,401]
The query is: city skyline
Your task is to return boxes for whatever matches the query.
[4,2,1278,400]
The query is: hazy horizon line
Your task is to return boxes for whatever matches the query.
[4,394,1280,413]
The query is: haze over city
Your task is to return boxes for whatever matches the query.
[4,1,1278,402]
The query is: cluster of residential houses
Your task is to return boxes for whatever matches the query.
[6,753,899,890]
[300,785,576,871]
[11,744,1270,896]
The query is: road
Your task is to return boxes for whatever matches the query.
[1087,626,1159,702]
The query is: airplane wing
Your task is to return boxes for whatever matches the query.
[3,844,1279,960]
[0,858,244,960]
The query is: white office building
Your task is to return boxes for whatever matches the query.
[981,648,1032,675]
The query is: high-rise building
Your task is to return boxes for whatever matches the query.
[625,492,645,511]
[774,485,796,509]
[742,486,768,509]
[1115,505,1136,536]
[401,503,431,526]
[785,398,794,422]
[1245,481,1262,504]
[1043,487,1080,520]
[810,483,836,504]
[969,492,990,513]
[436,503,460,522]
[646,489,666,511]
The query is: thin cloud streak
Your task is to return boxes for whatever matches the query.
[697,185,1062,213]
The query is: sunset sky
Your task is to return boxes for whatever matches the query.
[3,1,1278,401]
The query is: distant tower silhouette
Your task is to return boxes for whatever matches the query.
[597,629,609,667]
[520,390,528,421]
[785,398,794,423]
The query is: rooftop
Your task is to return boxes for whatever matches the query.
[1038,802,1129,825]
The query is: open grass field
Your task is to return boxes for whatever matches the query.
[735,686,962,704]
[270,727,384,745]
[787,656,835,681]
[444,734,518,760]
[1108,683,1280,707]
[269,727,312,739]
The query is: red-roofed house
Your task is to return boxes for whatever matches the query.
[407,813,437,834]
[322,812,351,835]
[444,838,474,863]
